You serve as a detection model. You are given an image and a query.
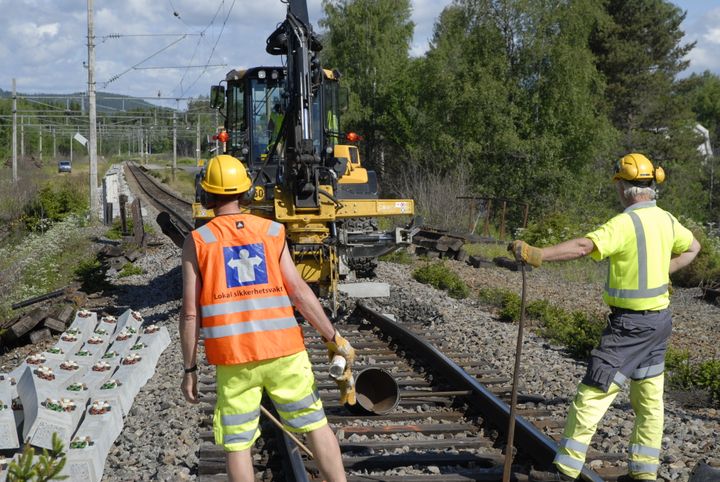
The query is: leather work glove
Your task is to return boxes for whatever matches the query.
[335,369,356,405]
[508,240,543,267]
[325,330,357,405]
[324,330,356,365]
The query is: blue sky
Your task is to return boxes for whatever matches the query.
[0,0,718,109]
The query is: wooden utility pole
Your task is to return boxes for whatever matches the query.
[12,78,17,183]
[87,0,99,219]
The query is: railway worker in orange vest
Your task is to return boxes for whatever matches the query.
[179,154,354,482]
[509,153,701,482]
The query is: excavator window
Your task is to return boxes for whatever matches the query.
[227,84,245,153]
[250,77,285,164]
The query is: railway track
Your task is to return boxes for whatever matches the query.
[125,167,618,481]
[124,161,194,244]
[192,304,623,482]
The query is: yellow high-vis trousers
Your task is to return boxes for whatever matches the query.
[554,374,664,480]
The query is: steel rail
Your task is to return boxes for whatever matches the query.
[355,301,605,482]
[124,161,194,236]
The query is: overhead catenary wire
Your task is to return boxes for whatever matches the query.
[174,0,226,97]
[181,0,237,97]
[102,35,188,88]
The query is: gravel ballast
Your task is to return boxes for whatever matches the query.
[2,205,718,481]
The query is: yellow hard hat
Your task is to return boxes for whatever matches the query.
[613,153,665,184]
[200,155,252,194]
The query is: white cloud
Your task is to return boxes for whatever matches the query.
[680,5,720,74]
[703,26,720,44]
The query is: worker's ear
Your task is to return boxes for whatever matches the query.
[239,186,255,204]
[199,189,217,209]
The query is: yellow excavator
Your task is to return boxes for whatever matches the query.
[195,0,416,311]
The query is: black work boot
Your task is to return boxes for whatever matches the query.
[616,475,656,482]
[529,467,576,482]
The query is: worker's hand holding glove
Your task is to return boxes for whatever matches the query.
[508,240,543,267]
[325,330,357,405]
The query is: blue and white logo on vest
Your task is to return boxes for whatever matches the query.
[223,243,268,287]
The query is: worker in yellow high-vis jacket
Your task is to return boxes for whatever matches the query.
[510,153,701,482]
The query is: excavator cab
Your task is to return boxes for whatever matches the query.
[217,67,345,198]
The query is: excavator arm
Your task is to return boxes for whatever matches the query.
[266,0,325,209]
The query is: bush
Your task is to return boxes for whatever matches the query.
[478,288,521,322]
[412,262,469,299]
[7,432,67,481]
[666,348,720,403]
[517,211,609,246]
[670,218,720,288]
[477,287,604,358]
[22,179,87,232]
[74,257,111,293]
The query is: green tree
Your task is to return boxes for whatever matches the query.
[590,0,707,219]
[319,0,415,180]
[676,71,720,144]
[413,0,615,220]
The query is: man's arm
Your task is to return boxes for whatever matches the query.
[279,243,336,340]
[670,237,701,274]
[541,237,596,262]
[180,235,201,404]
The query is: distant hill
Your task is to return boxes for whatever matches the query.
[0,88,167,113]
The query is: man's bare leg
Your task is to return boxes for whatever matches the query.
[306,424,346,482]
[227,448,254,482]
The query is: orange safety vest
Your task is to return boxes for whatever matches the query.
[191,214,304,365]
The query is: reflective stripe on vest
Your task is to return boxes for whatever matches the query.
[201,315,298,340]
[604,208,667,299]
[267,221,282,237]
[196,224,217,244]
[201,294,292,318]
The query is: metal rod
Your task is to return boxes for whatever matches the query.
[503,262,527,482]
[260,405,314,459]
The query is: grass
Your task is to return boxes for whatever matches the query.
[118,263,144,278]
[0,215,97,321]
[146,165,196,200]
[477,286,605,358]
[380,248,414,264]
[413,261,470,299]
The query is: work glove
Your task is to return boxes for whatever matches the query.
[335,370,356,405]
[325,330,357,405]
[508,240,543,267]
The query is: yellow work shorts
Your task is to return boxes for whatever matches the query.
[214,350,327,452]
